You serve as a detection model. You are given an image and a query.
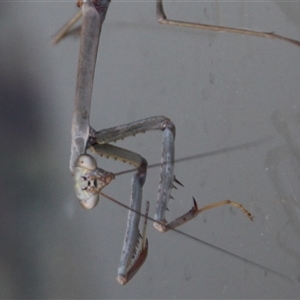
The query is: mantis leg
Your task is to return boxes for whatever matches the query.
[91,143,148,284]
[90,115,253,281]
[156,0,300,47]
[90,115,175,284]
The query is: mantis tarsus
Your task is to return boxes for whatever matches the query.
[53,0,299,285]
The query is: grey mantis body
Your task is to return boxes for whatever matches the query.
[53,0,299,285]
[67,0,190,284]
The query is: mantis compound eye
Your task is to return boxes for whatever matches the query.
[76,154,97,170]
[79,193,99,210]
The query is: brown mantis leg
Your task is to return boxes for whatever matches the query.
[156,0,300,47]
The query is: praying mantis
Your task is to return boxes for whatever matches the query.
[52,0,300,286]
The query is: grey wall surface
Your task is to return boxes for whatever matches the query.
[1,0,300,298]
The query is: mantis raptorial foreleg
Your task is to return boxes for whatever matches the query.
[75,116,252,284]
[88,116,175,284]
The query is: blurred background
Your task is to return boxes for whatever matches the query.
[1,0,300,298]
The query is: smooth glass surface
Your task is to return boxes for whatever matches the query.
[1,1,300,298]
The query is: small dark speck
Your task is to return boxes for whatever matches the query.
[184,266,191,281]
[209,73,215,84]
[204,7,209,20]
